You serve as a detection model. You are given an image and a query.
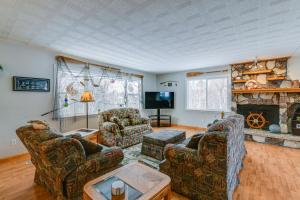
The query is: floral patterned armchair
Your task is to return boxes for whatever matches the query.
[98,108,152,148]
[159,114,246,200]
[16,124,124,200]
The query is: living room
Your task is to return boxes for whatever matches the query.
[1,0,300,200]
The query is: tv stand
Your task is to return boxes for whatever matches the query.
[149,109,171,127]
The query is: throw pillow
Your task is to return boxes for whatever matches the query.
[120,118,130,127]
[71,134,102,156]
[130,118,143,125]
[110,116,120,124]
[186,133,204,149]
[110,116,124,129]
[28,120,49,130]
[128,112,140,119]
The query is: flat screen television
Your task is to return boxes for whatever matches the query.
[145,92,174,109]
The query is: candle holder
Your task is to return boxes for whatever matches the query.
[111,180,125,200]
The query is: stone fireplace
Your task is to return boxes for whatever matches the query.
[230,57,300,148]
[230,57,300,134]
[232,93,300,133]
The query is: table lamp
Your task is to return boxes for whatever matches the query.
[80,90,95,129]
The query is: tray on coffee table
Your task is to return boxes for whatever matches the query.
[84,162,171,200]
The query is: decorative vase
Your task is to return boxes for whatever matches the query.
[111,180,125,200]
[292,80,300,88]
[269,124,281,134]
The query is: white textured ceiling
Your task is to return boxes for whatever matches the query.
[1,0,300,73]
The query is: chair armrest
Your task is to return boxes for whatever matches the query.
[164,143,200,164]
[98,129,123,147]
[39,137,86,168]
[141,117,151,125]
[77,146,124,173]
[101,122,121,135]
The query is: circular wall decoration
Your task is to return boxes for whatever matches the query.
[246,112,267,129]
[232,70,239,78]
[245,80,258,89]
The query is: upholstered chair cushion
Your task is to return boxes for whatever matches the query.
[186,133,204,149]
[120,118,130,127]
[110,116,130,130]
[110,116,121,125]
[130,117,143,125]
[71,134,103,156]
[39,137,86,168]
[128,112,141,119]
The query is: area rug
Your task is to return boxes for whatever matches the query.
[121,143,161,169]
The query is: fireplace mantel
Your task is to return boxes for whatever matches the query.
[232,88,300,94]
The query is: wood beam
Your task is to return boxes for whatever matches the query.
[55,55,144,78]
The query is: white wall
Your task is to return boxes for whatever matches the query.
[156,66,231,128]
[288,56,300,80]
[0,40,156,158]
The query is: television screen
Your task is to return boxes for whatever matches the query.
[145,92,174,109]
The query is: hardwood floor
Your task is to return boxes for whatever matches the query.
[233,141,300,200]
[0,126,299,200]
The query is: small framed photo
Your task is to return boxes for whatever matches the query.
[13,76,50,92]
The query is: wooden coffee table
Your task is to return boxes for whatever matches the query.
[83,162,171,200]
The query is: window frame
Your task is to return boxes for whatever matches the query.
[125,78,143,109]
[186,73,230,112]
[56,74,143,118]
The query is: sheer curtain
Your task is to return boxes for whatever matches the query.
[53,60,143,119]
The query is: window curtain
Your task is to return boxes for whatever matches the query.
[53,59,143,119]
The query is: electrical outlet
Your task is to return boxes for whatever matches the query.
[11,138,17,145]
[199,119,205,126]
[25,160,32,165]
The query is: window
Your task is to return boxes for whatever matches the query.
[126,80,142,108]
[186,76,229,111]
[55,67,142,118]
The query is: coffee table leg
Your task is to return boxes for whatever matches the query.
[164,193,171,200]
[164,185,171,200]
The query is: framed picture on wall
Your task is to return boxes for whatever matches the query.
[12,76,50,92]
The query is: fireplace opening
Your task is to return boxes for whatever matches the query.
[237,104,280,130]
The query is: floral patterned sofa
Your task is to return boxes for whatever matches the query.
[98,108,152,148]
[16,124,124,200]
[159,114,246,200]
